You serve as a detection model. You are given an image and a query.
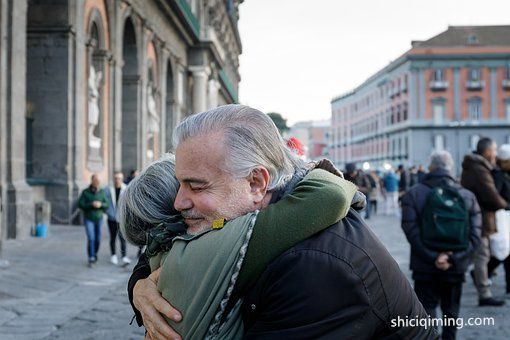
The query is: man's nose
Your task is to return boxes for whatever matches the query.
[174,187,193,211]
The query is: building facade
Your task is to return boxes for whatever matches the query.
[330,26,510,173]
[0,0,242,242]
[286,119,330,161]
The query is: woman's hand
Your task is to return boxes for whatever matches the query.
[133,268,183,340]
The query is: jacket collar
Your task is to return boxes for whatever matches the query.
[422,169,457,187]
[463,152,494,171]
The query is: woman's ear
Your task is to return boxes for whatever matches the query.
[249,167,270,204]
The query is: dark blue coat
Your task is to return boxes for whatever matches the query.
[401,169,482,282]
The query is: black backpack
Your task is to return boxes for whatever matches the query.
[420,181,469,251]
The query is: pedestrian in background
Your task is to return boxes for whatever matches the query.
[369,170,383,215]
[401,151,481,340]
[461,137,508,306]
[383,168,400,216]
[417,165,427,183]
[345,163,373,219]
[105,172,131,266]
[410,166,419,187]
[124,169,144,257]
[488,144,510,296]
[78,174,109,267]
[125,169,139,185]
[397,164,411,200]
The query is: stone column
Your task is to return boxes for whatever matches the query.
[3,0,34,239]
[189,66,210,113]
[176,63,186,122]
[159,49,169,154]
[207,78,219,109]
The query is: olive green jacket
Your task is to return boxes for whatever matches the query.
[149,169,356,339]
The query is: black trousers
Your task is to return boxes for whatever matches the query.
[107,220,126,257]
[488,255,510,293]
[414,279,462,340]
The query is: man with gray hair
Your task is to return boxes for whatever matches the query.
[128,105,437,339]
[401,151,481,339]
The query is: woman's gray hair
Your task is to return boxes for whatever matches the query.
[117,153,180,246]
[173,104,304,191]
[429,150,455,175]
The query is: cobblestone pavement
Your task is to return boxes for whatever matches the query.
[0,224,144,340]
[0,215,509,339]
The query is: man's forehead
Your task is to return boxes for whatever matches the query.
[175,132,226,178]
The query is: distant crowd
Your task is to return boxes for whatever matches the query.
[344,137,510,339]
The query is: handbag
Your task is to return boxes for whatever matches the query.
[490,209,510,261]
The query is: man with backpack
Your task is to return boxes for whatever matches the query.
[402,151,481,340]
[461,137,509,306]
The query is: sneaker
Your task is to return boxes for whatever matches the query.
[479,297,505,306]
[110,255,118,265]
[121,256,131,266]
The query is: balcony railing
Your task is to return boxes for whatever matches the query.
[429,80,448,91]
[466,80,484,90]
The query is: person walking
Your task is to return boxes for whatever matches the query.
[105,172,130,266]
[344,163,373,219]
[78,174,109,267]
[461,137,509,306]
[417,165,427,183]
[398,164,411,197]
[488,144,510,296]
[369,170,382,215]
[125,169,139,184]
[402,151,481,340]
[383,169,400,216]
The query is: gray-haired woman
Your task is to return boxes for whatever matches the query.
[118,153,356,339]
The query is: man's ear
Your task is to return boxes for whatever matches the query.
[249,167,270,204]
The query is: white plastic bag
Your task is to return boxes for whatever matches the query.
[490,209,510,261]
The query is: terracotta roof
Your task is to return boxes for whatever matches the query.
[413,25,510,47]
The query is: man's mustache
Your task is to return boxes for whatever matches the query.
[181,211,205,219]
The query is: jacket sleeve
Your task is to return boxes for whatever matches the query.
[471,168,507,211]
[235,169,357,294]
[450,192,482,268]
[99,189,109,211]
[78,191,90,210]
[400,191,439,263]
[127,253,151,327]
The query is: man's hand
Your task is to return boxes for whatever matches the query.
[133,268,182,340]
[92,201,101,208]
[314,159,344,178]
[434,253,451,271]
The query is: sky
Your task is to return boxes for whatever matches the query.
[238,0,510,125]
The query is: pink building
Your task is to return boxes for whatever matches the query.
[331,26,510,172]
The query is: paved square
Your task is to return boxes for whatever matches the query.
[0,214,509,339]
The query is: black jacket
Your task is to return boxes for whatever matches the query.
[129,208,437,339]
[240,208,437,339]
[493,166,510,203]
[401,169,482,282]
